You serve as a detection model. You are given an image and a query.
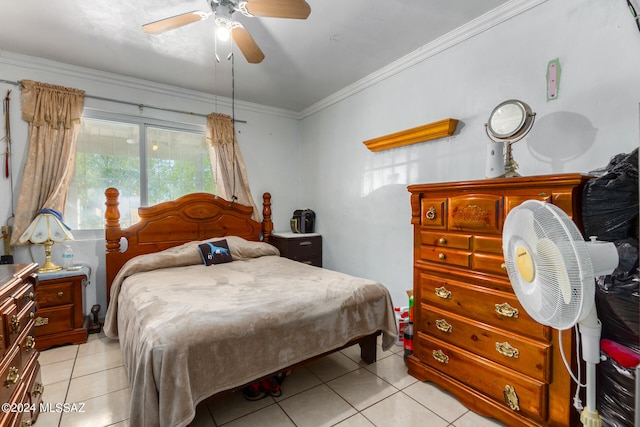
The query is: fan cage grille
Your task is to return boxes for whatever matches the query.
[503,201,594,330]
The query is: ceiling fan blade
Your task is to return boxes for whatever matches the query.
[143,11,212,35]
[244,0,311,19]
[231,25,265,64]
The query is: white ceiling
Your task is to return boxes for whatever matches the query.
[0,0,509,112]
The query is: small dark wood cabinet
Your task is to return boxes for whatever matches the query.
[35,268,89,351]
[270,232,322,267]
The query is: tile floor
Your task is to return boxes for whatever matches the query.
[36,333,506,427]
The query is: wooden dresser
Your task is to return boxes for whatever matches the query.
[407,174,590,427]
[269,232,322,267]
[35,268,89,351]
[0,263,44,427]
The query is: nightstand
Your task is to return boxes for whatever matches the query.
[270,232,322,267]
[35,266,89,350]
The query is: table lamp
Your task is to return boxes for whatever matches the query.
[19,209,74,273]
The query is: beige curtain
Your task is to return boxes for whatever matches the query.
[11,80,85,245]
[206,113,260,222]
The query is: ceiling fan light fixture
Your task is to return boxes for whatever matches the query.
[216,25,231,41]
[215,15,232,40]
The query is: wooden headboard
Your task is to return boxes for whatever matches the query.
[104,188,273,301]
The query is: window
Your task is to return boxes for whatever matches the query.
[65,113,214,230]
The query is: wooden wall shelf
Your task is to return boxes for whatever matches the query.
[363,118,459,152]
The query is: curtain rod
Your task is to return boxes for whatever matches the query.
[0,79,247,123]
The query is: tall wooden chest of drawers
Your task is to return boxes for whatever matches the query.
[407,174,590,427]
[0,263,44,427]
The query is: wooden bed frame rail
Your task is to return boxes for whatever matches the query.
[104,188,273,302]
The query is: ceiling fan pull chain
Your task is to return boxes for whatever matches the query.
[214,32,220,63]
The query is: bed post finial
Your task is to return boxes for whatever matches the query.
[105,187,121,253]
[262,192,273,243]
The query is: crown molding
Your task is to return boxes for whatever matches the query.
[299,0,548,119]
[0,50,300,120]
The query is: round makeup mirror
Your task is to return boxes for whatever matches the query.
[485,100,536,177]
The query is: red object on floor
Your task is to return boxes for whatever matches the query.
[601,339,640,368]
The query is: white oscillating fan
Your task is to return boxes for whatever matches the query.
[502,200,619,427]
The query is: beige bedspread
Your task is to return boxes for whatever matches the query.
[103,236,397,427]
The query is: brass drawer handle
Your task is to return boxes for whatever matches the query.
[58,291,64,297]
[432,349,449,364]
[504,385,520,411]
[30,312,34,319]
[438,237,447,245]
[434,286,451,299]
[10,315,20,333]
[5,367,19,387]
[435,319,452,333]
[501,263,506,270]
[425,207,436,220]
[32,382,44,397]
[28,291,34,300]
[438,253,446,260]
[21,420,32,427]
[25,335,36,352]
[495,303,519,318]
[34,317,49,327]
[496,342,519,358]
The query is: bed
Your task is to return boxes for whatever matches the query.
[102,188,398,427]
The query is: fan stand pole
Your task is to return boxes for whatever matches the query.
[578,307,603,427]
[580,362,601,427]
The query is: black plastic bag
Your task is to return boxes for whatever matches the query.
[598,341,639,427]
[583,148,638,241]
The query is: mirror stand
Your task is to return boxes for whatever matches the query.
[504,143,520,177]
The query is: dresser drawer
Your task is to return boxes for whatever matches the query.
[419,273,549,341]
[24,353,43,422]
[34,305,74,336]
[0,299,10,357]
[4,301,35,350]
[415,333,548,422]
[449,194,502,234]
[422,306,551,382]
[420,231,471,250]
[13,283,36,313]
[17,325,37,373]
[0,345,22,405]
[473,235,503,254]
[419,246,471,268]
[37,281,74,308]
[504,194,552,216]
[13,302,36,340]
[472,252,507,276]
[1,299,18,351]
[420,197,447,228]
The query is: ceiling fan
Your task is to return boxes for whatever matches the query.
[142,0,311,64]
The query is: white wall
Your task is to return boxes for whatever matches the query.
[0,53,301,315]
[299,0,640,308]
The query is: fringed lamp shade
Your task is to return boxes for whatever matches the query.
[19,211,73,273]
